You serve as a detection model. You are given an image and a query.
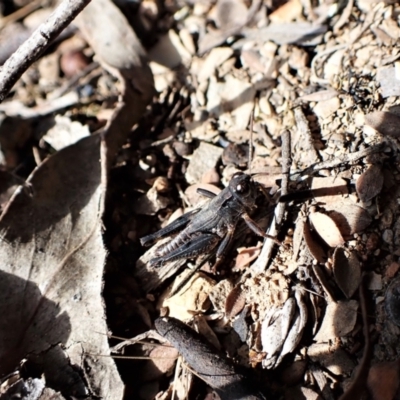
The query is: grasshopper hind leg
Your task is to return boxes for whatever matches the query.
[149,233,220,267]
[140,208,200,247]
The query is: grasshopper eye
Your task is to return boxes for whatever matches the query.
[236,181,249,193]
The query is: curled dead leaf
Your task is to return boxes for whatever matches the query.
[356,164,384,202]
[309,211,345,247]
[234,245,262,270]
[303,218,327,263]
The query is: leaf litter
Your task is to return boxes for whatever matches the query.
[1,0,400,399]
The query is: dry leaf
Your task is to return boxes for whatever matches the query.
[325,201,372,236]
[309,212,345,247]
[0,0,154,395]
[76,0,154,95]
[314,300,358,342]
[225,285,246,319]
[261,298,296,368]
[159,271,215,321]
[0,135,123,398]
[234,245,262,270]
[43,115,90,150]
[365,111,400,138]
[356,164,384,202]
[193,315,221,350]
[332,248,361,299]
[308,343,355,376]
[141,345,179,381]
[303,218,327,263]
[197,47,234,83]
[368,361,400,400]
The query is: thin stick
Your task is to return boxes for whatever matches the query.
[0,0,92,102]
[290,142,385,181]
[251,130,291,273]
[248,99,256,174]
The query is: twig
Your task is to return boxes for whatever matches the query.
[251,130,291,273]
[293,106,320,164]
[290,142,385,181]
[0,0,92,103]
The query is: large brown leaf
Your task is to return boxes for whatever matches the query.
[0,135,123,398]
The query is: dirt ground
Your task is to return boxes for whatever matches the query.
[0,0,400,399]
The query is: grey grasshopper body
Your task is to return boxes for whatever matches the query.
[140,173,277,268]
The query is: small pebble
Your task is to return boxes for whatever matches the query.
[60,50,90,77]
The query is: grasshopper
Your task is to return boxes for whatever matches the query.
[140,172,279,270]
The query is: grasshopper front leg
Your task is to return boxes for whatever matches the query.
[241,213,282,245]
[212,226,236,270]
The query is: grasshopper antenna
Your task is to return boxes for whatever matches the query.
[248,99,256,175]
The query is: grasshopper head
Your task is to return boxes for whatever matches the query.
[229,172,258,209]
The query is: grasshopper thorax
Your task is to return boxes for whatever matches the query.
[228,172,258,209]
